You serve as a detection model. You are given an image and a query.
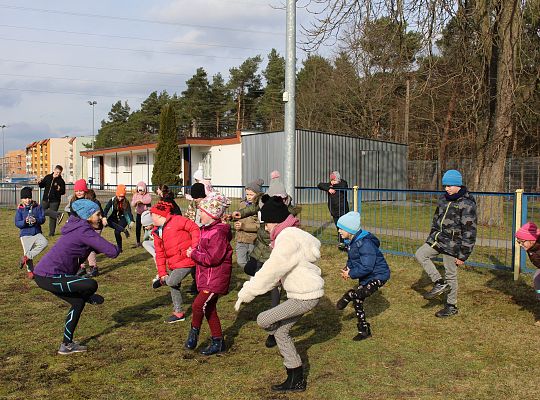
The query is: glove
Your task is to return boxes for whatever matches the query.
[129,221,135,229]
[234,298,243,312]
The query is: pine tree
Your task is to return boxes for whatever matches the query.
[152,103,181,186]
[257,49,285,131]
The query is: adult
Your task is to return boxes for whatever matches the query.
[38,165,66,236]
[317,171,350,245]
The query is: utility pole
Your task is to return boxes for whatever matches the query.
[283,0,296,198]
[88,100,97,186]
[1,125,6,181]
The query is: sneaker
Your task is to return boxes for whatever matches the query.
[152,278,163,289]
[25,258,34,272]
[57,212,65,225]
[87,294,105,305]
[435,303,458,318]
[423,281,450,299]
[84,267,99,278]
[27,271,34,280]
[166,312,186,323]
[58,342,87,355]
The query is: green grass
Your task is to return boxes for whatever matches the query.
[1,208,539,400]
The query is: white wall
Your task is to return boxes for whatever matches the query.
[209,143,243,198]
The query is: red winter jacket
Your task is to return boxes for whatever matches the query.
[190,221,233,295]
[153,214,200,277]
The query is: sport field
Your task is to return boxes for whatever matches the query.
[1,209,539,400]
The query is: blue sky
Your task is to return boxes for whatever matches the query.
[0,0,331,153]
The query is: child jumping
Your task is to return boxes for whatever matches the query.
[235,195,324,393]
[103,184,134,252]
[131,181,153,247]
[32,199,120,354]
[184,192,232,356]
[151,201,200,323]
[335,211,390,341]
[15,186,48,278]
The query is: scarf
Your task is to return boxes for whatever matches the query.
[270,214,300,248]
[444,186,467,201]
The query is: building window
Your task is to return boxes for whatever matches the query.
[123,155,132,172]
[136,154,147,164]
[202,152,212,178]
[111,156,117,173]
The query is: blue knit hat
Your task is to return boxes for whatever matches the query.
[71,199,100,220]
[442,170,463,186]
[336,211,361,234]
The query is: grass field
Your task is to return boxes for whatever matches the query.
[1,208,539,400]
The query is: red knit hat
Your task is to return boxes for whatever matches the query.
[516,222,539,241]
[74,179,88,192]
[150,201,172,218]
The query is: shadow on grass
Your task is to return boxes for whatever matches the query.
[99,251,152,276]
[485,255,540,320]
[81,294,170,344]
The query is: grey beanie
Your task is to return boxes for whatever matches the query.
[246,178,264,194]
[330,171,341,181]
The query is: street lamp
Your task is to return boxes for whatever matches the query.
[87,100,97,186]
[1,125,6,181]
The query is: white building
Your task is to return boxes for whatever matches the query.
[80,133,243,193]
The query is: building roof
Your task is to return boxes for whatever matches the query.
[80,133,241,157]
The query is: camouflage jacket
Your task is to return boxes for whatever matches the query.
[235,199,260,245]
[426,190,477,261]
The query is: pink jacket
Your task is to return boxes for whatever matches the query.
[131,181,152,215]
[190,221,233,295]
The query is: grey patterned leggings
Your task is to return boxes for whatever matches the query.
[256,297,320,368]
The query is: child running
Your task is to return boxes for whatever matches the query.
[235,195,324,393]
[15,186,48,278]
[151,201,200,323]
[32,199,120,355]
[131,181,153,247]
[184,193,232,355]
[335,211,390,340]
[103,184,134,252]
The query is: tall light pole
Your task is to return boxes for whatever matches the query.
[87,100,97,186]
[1,125,6,181]
[283,0,296,198]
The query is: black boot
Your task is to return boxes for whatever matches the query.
[265,334,277,348]
[353,323,372,341]
[336,290,354,310]
[184,326,200,350]
[200,337,225,356]
[271,366,306,393]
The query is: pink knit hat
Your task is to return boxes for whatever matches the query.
[516,222,539,241]
[74,179,88,192]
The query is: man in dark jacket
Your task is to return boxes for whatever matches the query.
[317,171,350,245]
[38,165,66,236]
[415,170,477,318]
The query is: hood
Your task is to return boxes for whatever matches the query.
[136,181,148,192]
[61,215,94,235]
[352,230,380,248]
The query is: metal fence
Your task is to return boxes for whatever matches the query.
[2,183,537,274]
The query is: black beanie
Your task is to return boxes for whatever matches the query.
[190,183,206,199]
[20,187,33,199]
[260,195,290,223]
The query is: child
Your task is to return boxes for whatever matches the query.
[515,222,540,326]
[235,195,324,393]
[335,211,390,341]
[140,210,158,281]
[184,182,207,225]
[151,201,200,323]
[414,170,477,318]
[156,184,181,215]
[317,170,350,247]
[103,184,134,252]
[184,192,232,355]
[15,186,48,278]
[130,181,152,247]
[78,186,104,278]
[234,179,263,268]
[32,199,120,355]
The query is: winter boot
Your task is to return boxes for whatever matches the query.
[336,290,355,310]
[271,366,306,393]
[184,326,200,350]
[435,303,458,318]
[423,279,450,299]
[265,334,277,348]
[200,337,225,356]
[353,323,372,341]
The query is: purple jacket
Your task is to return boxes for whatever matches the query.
[191,221,233,295]
[33,216,120,277]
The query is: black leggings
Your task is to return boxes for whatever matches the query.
[343,279,386,328]
[136,213,142,244]
[108,217,128,251]
[34,274,98,344]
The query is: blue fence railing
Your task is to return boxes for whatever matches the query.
[1,183,538,273]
